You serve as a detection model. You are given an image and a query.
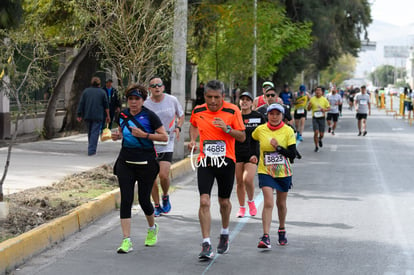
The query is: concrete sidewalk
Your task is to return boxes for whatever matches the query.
[0,132,195,274]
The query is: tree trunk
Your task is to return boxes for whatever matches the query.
[60,48,98,133]
[43,45,91,139]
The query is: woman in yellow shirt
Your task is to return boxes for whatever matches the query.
[252,103,296,249]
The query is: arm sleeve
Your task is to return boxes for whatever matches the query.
[278,144,296,161]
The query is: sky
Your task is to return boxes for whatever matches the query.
[370,0,414,26]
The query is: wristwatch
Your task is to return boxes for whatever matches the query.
[225,125,232,133]
[175,125,182,132]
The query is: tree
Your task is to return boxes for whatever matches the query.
[276,0,372,84]
[319,54,357,88]
[188,0,312,85]
[0,0,23,29]
[0,30,53,201]
[369,65,404,87]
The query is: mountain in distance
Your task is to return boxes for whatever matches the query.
[354,20,414,78]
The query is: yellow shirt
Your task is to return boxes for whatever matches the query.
[308,96,330,117]
[252,123,295,178]
[294,93,309,110]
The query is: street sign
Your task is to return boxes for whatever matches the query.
[361,40,376,51]
[384,46,409,58]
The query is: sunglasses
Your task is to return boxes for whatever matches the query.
[149,83,163,88]
[266,94,276,97]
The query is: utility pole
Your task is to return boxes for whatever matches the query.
[171,0,187,160]
[252,0,257,98]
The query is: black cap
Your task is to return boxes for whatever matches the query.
[239,91,253,101]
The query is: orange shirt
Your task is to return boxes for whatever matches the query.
[190,101,245,162]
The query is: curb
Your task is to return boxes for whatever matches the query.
[0,156,195,275]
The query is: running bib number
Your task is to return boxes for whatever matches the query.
[203,140,226,157]
[264,152,285,165]
[314,111,324,118]
[296,108,305,114]
[359,99,367,105]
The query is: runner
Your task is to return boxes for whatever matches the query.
[252,103,296,249]
[112,84,168,253]
[307,86,330,152]
[235,92,266,218]
[253,81,274,110]
[144,76,184,217]
[326,87,342,135]
[256,87,284,117]
[188,80,245,260]
[293,84,310,141]
[354,85,371,136]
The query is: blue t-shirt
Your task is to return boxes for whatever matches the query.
[117,107,163,161]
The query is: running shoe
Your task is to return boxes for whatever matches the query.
[154,204,163,217]
[145,223,159,246]
[217,234,229,254]
[363,131,367,136]
[318,138,323,147]
[162,194,171,213]
[331,131,335,136]
[278,229,288,246]
[257,234,271,249]
[298,134,303,142]
[247,201,257,216]
[236,207,246,218]
[328,127,331,133]
[199,242,214,260]
[314,147,319,152]
[358,131,362,136]
[117,238,133,254]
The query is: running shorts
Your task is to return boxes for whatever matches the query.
[293,110,307,119]
[326,113,339,122]
[156,152,173,163]
[356,113,367,120]
[197,158,235,198]
[258,174,292,192]
[312,117,326,132]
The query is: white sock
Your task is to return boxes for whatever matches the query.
[248,200,254,203]
[240,205,246,208]
[221,228,229,235]
[202,237,211,244]
[149,225,156,230]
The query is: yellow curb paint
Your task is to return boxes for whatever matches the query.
[0,158,190,274]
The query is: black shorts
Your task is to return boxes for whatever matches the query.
[236,154,253,163]
[326,113,339,122]
[293,110,307,119]
[197,158,235,198]
[156,152,173,162]
[356,113,367,120]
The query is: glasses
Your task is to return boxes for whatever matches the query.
[149,83,163,88]
[266,94,276,97]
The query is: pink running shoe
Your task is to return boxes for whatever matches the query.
[236,207,246,218]
[248,201,257,216]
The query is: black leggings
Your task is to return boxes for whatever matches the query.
[115,159,160,218]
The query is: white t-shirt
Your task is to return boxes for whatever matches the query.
[144,93,184,153]
[327,93,342,114]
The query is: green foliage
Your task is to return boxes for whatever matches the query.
[189,0,312,83]
[277,0,372,83]
[320,54,356,87]
[0,0,23,29]
[369,65,404,87]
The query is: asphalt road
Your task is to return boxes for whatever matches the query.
[12,104,414,275]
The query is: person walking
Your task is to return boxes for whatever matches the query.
[144,76,184,217]
[188,80,245,260]
[326,88,342,135]
[307,86,330,152]
[77,76,110,156]
[112,84,168,253]
[103,79,122,130]
[293,84,310,141]
[235,92,266,218]
[252,103,296,249]
[355,85,371,136]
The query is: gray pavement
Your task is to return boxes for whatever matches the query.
[4,103,414,274]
